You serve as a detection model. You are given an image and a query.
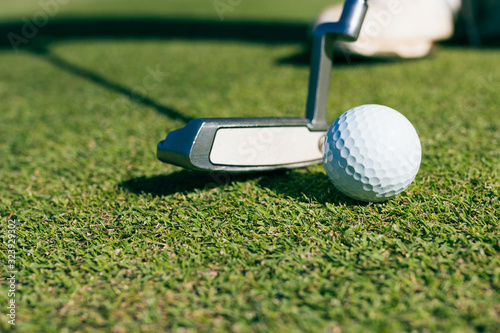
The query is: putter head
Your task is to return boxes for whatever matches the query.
[157,0,368,172]
[157,118,328,172]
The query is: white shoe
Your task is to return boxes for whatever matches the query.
[314,0,461,59]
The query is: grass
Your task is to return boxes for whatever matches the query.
[0,0,499,332]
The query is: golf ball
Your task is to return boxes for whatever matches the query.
[323,104,421,202]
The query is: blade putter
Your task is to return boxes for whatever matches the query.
[157,0,368,172]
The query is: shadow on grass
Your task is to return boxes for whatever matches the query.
[439,36,500,49]
[0,17,310,50]
[277,47,396,67]
[256,170,367,206]
[121,169,365,206]
[26,45,192,123]
[120,170,258,197]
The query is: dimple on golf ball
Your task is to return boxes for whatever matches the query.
[323,104,421,202]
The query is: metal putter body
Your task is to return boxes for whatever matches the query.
[157,0,368,172]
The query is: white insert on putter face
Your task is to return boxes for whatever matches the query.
[157,0,368,172]
[210,127,325,166]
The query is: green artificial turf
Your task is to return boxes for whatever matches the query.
[1,0,499,332]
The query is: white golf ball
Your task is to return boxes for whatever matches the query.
[323,104,421,202]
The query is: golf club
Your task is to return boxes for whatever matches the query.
[157,0,368,172]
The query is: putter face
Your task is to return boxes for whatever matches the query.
[157,118,328,172]
[157,0,368,172]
